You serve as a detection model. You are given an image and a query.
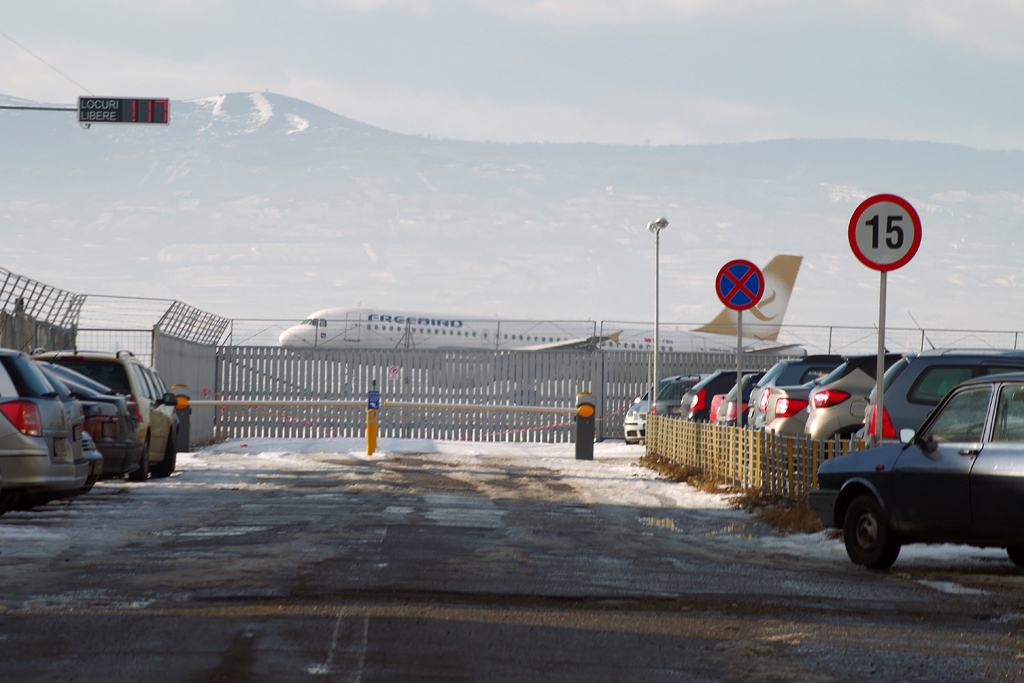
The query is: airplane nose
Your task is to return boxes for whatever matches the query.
[279,326,305,346]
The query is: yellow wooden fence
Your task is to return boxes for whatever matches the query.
[646,415,869,505]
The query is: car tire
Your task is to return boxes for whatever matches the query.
[1006,546,1024,567]
[129,437,150,482]
[843,494,901,570]
[150,433,177,479]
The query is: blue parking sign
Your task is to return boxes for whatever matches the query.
[368,391,380,410]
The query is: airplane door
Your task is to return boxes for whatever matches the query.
[344,312,362,342]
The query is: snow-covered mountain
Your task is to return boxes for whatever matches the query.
[2,91,1022,333]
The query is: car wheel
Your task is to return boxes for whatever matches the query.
[129,437,150,482]
[1006,546,1024,567]
[843,494,901,570]
[150,433,177,479]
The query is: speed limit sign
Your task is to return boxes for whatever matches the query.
[849,193,922,445]
[848,194,922,271]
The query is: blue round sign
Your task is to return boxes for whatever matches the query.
[716,259,765,311]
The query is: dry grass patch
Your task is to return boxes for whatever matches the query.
[640,453,823,534]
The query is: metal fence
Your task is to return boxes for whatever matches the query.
[200,346,793,443]
[646,415,869,504]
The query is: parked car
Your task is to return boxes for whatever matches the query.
[623,393,649,444]
[624,375,703,443]
[811,371,1024,569]
[0,349,90,514]
[715,372,765,426]
[684,370,762,422]
[803,354,902,440]
[763,383,817,435]
[650,375,702,419]
[748,355,844,430]
[708,393,728,424]
[34,351,179,480]
[36,361,144,478]
[862,349,1024,441]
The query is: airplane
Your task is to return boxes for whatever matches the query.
[278,254,803,353]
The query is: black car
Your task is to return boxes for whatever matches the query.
[684,370,762,423]
[810,371,1024,570]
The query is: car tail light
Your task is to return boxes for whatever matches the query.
[758,387,771,413]
[83,416,118,442]
[129,395,143,425]
[866,405,896,438]
[1,401,43,436]
[812,389,851,409]
[690,388,707,412]
[775,397,809,418]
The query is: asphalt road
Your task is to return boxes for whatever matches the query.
[0,443,1022,682]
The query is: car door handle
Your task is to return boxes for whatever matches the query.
[958,448,981,456]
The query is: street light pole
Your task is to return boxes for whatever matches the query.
[647,217,668,415]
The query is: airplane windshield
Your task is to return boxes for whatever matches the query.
[301,319,327,327]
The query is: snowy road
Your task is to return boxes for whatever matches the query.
[0,439,1022,682]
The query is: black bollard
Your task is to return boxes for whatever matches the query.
[575,392,595,460]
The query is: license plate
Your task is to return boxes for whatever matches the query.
[53,438,70,461]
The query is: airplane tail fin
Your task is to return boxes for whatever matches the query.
[691,255,802,342]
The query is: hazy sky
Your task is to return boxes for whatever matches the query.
[3,1,1024,149]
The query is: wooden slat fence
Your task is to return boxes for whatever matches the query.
[647,415,869,505]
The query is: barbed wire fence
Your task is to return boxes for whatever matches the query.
[2,264,1024,364]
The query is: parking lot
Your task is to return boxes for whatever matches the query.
[1,439,1022,682]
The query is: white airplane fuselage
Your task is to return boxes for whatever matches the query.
[278,255,804,353]
[277,308,607,351]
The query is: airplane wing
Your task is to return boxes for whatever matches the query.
[520,331,623,351]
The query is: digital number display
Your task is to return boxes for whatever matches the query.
[78,97,170,125]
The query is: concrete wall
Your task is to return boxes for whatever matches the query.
[153,329,218,447]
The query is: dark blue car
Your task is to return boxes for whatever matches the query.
[810,372,1024,570]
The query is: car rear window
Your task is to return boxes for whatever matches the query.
[0,355,57,398]
[907,366,976,405]
[656,380,698,402]
[776,363,841,386]
[50,360,131,395]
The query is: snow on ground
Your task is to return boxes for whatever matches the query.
[196,437,1017,579]
[0,437,1015,590]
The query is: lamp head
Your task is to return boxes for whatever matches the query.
[647,217,668,233]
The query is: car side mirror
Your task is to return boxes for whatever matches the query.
[161,392,178,406]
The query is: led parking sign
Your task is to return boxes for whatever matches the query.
[78,97,169,125]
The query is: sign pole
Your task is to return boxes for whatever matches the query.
[848,193,921,445]
[736,310,743,426]
[874,271,887,445]
[714,258,764,428]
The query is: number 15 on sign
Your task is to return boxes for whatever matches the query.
[848,194,921,271]
[848,194,922,444]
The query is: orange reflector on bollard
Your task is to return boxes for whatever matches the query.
[176,396,190,410]
[578,404,595,418]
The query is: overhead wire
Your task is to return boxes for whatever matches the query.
[0,28,93,96]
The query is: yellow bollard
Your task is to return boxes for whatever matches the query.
[367,408,378,455]
[367,385,380,455]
